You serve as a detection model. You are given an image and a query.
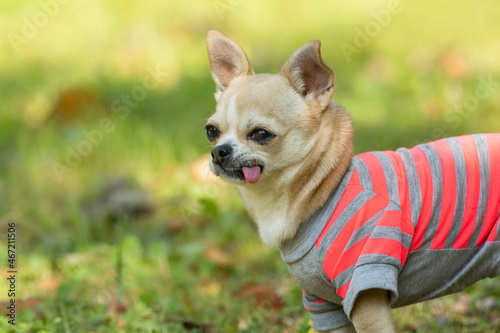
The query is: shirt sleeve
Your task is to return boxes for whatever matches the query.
[303,291,352,332]
[336,209,414,319]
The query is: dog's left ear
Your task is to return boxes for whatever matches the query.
[280,40,334,111]
[207,30,254,101]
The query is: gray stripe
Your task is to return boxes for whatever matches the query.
[396,147,421,226]
[333,250,408,290]
[371,226,413,250]
[344,210,384,252]
[356,253,402,268]
[303,292,339,312]
[371,226,401,242]
[281,167,358,263]
[373,151,399,205]
[318,190,377,259]
[402,231,413,250]
[332,264,355,291]
[352,156,373,189]
[331,203,409,287]
[332,223,410,288]
[418,143,443,249]
[444,137,467,248]
[467,134,491,247]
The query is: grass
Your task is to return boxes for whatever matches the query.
[1,0,500,332]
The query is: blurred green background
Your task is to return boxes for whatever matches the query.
[1,0,499,332]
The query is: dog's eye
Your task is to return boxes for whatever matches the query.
[249,129,274,143]
[206,125,220,141]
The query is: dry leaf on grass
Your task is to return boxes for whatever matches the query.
[37,276,61,293]
[0,298,45,319]
[108,299,127,329]
[453,293,472,315]
[206,246,232,268]
[239,282,284,311]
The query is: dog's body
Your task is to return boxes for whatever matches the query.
[282,135,500,331]
[205,31,500,332]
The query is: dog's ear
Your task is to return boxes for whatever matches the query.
[280,40,334,111]
[207,30,254,101]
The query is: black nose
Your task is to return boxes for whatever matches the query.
[211,144,232,166]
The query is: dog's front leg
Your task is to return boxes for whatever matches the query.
[323,324,357,333]
[350,289,395,333]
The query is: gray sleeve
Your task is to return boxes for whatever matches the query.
[342,263,399,320]
[303,292,352,332]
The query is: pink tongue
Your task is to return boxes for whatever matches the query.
[242,166,261,184]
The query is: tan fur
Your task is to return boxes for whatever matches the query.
[350,290,396,333]
[206,31,395,332]
[288,104,354,225]
[325,291,395,333]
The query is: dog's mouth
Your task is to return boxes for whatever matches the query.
[241,165,262,184]
[216,164,264,184]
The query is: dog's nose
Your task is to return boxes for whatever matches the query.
[211,144,232,166]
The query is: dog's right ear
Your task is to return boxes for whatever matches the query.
[207,31,254,101]
[280,40,335,111]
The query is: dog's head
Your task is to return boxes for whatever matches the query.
[205,31,335,187]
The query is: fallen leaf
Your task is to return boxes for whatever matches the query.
[166,217,186,233]
[49,88,108,123]
[37,276,61,293]
[108,299,127,328]
[0,298,45,319]
[453,293,472,314]
[0,298,44,311]
[239,283,284,311]
[206,246,232,268]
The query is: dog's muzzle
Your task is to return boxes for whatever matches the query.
[210,144,263,184]
[211,144,232,167]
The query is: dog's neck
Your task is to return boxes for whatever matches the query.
[238,103,354,247]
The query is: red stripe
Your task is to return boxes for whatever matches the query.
[357,152,389,200]
[337,281,350,299]
[409,147,433,251]
[377,210,414,237]
[329,235,370,282]
[453,136,481,248]
[323,195,389,280]
[304,306,317,312]
[361,238,409,266]
[316,171,364,247]
[487,218,500,243]
[349,168,361,186]
[429,140,457,250]
[479,134,500,245]
[384,151,412,221]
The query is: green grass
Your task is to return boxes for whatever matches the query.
[1,0,500,332]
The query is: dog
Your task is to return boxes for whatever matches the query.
[204,30,500,332]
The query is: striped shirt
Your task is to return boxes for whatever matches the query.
[280,134,500,332]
